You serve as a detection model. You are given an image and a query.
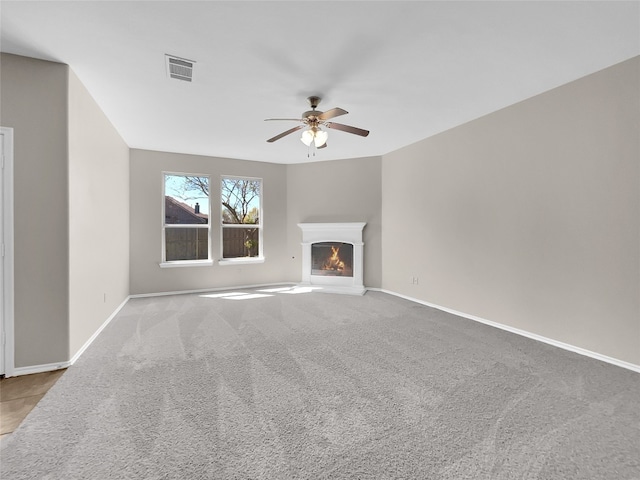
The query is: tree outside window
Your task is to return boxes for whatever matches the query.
[163,173,210,262]
[221,177,262,259]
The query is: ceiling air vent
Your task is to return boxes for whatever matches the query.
[165,55,195,82]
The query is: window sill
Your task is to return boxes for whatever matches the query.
[159,260,214,268]
[218,257,265,266]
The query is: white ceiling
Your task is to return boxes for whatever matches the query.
[1,1,639,164]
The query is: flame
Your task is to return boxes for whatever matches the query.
[323,245,345,272]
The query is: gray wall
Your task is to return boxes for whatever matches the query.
[381,56,640,365]
[3,52,637,370]
[129,149,290,295]
[0,54,70,367]
[0,54,130,369]
[286,156,383,288]
[129,152,383,293]
[68,70,130,358]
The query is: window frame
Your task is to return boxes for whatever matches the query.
[219,175,264,265]
[160,171,213,268]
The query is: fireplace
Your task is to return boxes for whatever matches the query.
[298,222,366,295]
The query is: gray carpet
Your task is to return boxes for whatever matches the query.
[1,288,639,479]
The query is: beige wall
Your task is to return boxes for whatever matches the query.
[129,149,290,294]
[129,152,382,293]
[0,54,70,367]
[381,57,640,365]
[3,52,637,370]
[286,156,382,288]
[68,70,130,358]
[0,54,130,369]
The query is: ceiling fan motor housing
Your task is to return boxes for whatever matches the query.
[303,110,322,121]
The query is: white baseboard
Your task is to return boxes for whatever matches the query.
[9,285,294,377]
[11,361,70,377]
[12,286,637,377]
[8,296,130,378]
[129,282,296,299]
[68,296,131,365]
[369,288,640,374]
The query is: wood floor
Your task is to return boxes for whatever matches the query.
[0,369,66,442]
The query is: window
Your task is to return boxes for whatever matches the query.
[221,176,262,260]
[162,173,210,264]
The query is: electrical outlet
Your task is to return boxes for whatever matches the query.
[410,276,419,285]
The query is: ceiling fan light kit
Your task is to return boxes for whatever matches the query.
[266,96,369,152]
[300,127,328,147]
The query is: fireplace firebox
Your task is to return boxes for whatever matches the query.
[298,222,366,295]
[311,242,354,277]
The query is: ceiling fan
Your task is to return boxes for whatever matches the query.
[265,96,369,149]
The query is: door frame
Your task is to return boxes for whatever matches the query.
[1,127,15,377]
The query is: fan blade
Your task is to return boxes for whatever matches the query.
[318,108,348,121]
[266,125,304,143]
[317,143,327,149]
[264,118,304,122]
[325,122,369,137]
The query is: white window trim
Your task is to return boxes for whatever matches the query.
[218,257,265,266]
[161,171,212,266]
[1,127,15,377]
[220,175,263,262]
[160,260,214,268]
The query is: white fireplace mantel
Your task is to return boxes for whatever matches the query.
[298,222,366,295]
